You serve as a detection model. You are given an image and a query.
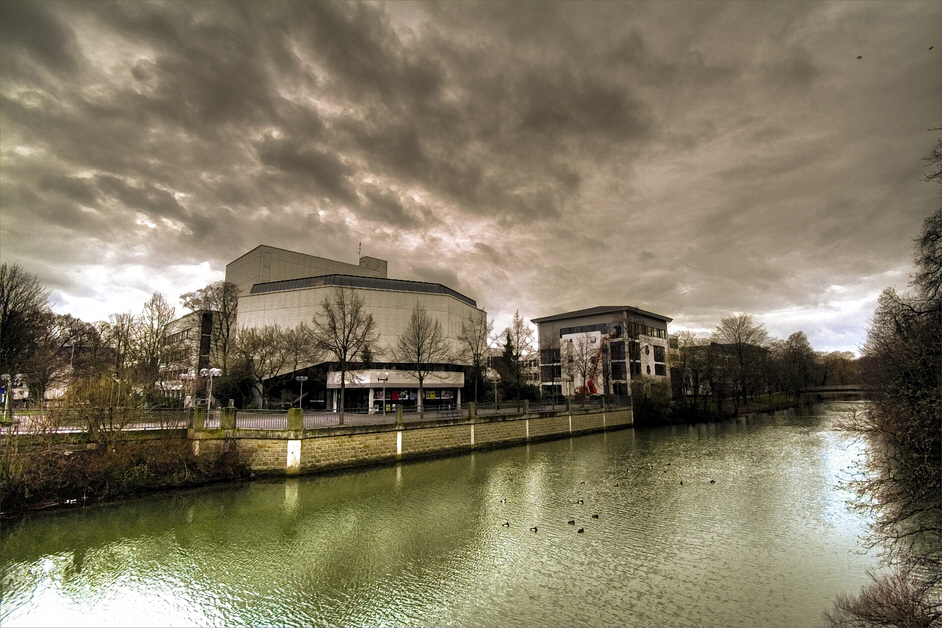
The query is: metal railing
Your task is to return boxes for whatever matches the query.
[3,397,633,435]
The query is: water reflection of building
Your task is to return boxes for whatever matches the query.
[532,306,672,398]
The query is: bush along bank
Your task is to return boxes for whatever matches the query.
[1,437,250,517]
[632,379,804,427]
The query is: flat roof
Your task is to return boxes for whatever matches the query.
[248,274,477,307]
[531,305,672,324]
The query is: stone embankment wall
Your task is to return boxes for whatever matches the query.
[191,406,632,476]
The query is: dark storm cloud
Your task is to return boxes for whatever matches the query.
[0,1,81,76]
[0,1,938,352]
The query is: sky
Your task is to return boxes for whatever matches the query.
[1,1,939,356]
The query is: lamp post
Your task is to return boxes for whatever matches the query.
[200,368,222,408]
[486,368,500,409]
[377,371,389,416]
[1,374,11,419]
[295,375,308,408]
[179,370,196,408]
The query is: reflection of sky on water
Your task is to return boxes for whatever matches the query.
[2,403,876,627]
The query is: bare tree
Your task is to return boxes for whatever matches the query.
[232,325,293,408]
[0,263,49,379]
[22,313,96,404]
[311,287,377,423]
[283,323,320,375]
[457,311,493,404]
[180,281,240,374]
[671,331,709,410]
[776,331,816,401]
[499,310,536,400]
[567,334,596,395]
[711,314,769,414]
[394,303,451,417]
[99,312,136,383]
[133,292,176,402]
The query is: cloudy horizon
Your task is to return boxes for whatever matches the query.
[1,1,939,355]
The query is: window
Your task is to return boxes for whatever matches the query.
[541,348,561,363]
[653,345,665,362]
[655,364,666,376]
[610,341,625,360]
[612,362,627,380]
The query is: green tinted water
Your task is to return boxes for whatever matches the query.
[1,402,876,627]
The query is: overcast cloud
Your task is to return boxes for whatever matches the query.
[1,1,939,354]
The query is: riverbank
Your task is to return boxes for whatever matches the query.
[635,393,808,426]
[0,437,250,517]
[1,404,631,517]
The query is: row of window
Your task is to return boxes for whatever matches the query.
[556,321,668,341]
[165,329,191,345]
[539,360,666,381]
[541,340,665,366]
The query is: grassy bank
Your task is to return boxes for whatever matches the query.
[1,437,250,517]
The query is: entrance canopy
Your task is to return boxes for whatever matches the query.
[327,370,464,389]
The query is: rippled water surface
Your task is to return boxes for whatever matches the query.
[2,402,876,627]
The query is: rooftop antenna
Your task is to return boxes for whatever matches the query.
[358,242,361,257]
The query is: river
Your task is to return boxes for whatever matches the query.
[1,401,876,627]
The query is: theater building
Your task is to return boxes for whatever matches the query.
[226,246,485,412]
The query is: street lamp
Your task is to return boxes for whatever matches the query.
[295,375,308,408]
[179,370,196,407]
[200,368,222,408]
[1,374,11,418]
[377,371,389,416]
[486,368,500,408]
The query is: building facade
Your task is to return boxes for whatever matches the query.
[532,306,672,398]
[225,246,485,412]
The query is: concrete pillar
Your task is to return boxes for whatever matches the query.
[524,399,530,414]
[288,407,303,431]
[457,389,462,409]
[192,407,206,431]
[220,407,236,430]
[468,401,476,419]
[565,398,572,413]
[396,405,403,429]
[368,388,375,414]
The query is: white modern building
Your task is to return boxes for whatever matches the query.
[226,246,485,412]
[532,306,672,398]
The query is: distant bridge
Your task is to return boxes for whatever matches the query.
[803,385,869,399]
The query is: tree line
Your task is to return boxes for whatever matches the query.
[663,314,860,422]
[0,269,508,419]
[822,154,940,624]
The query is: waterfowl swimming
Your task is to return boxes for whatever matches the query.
[710,479,716,484]
[530,526,538,532]
[577,499,583,504]
[568,519,575,525]
[577,528,584,533]
[592,514,599,519]
[502,521,510,527]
